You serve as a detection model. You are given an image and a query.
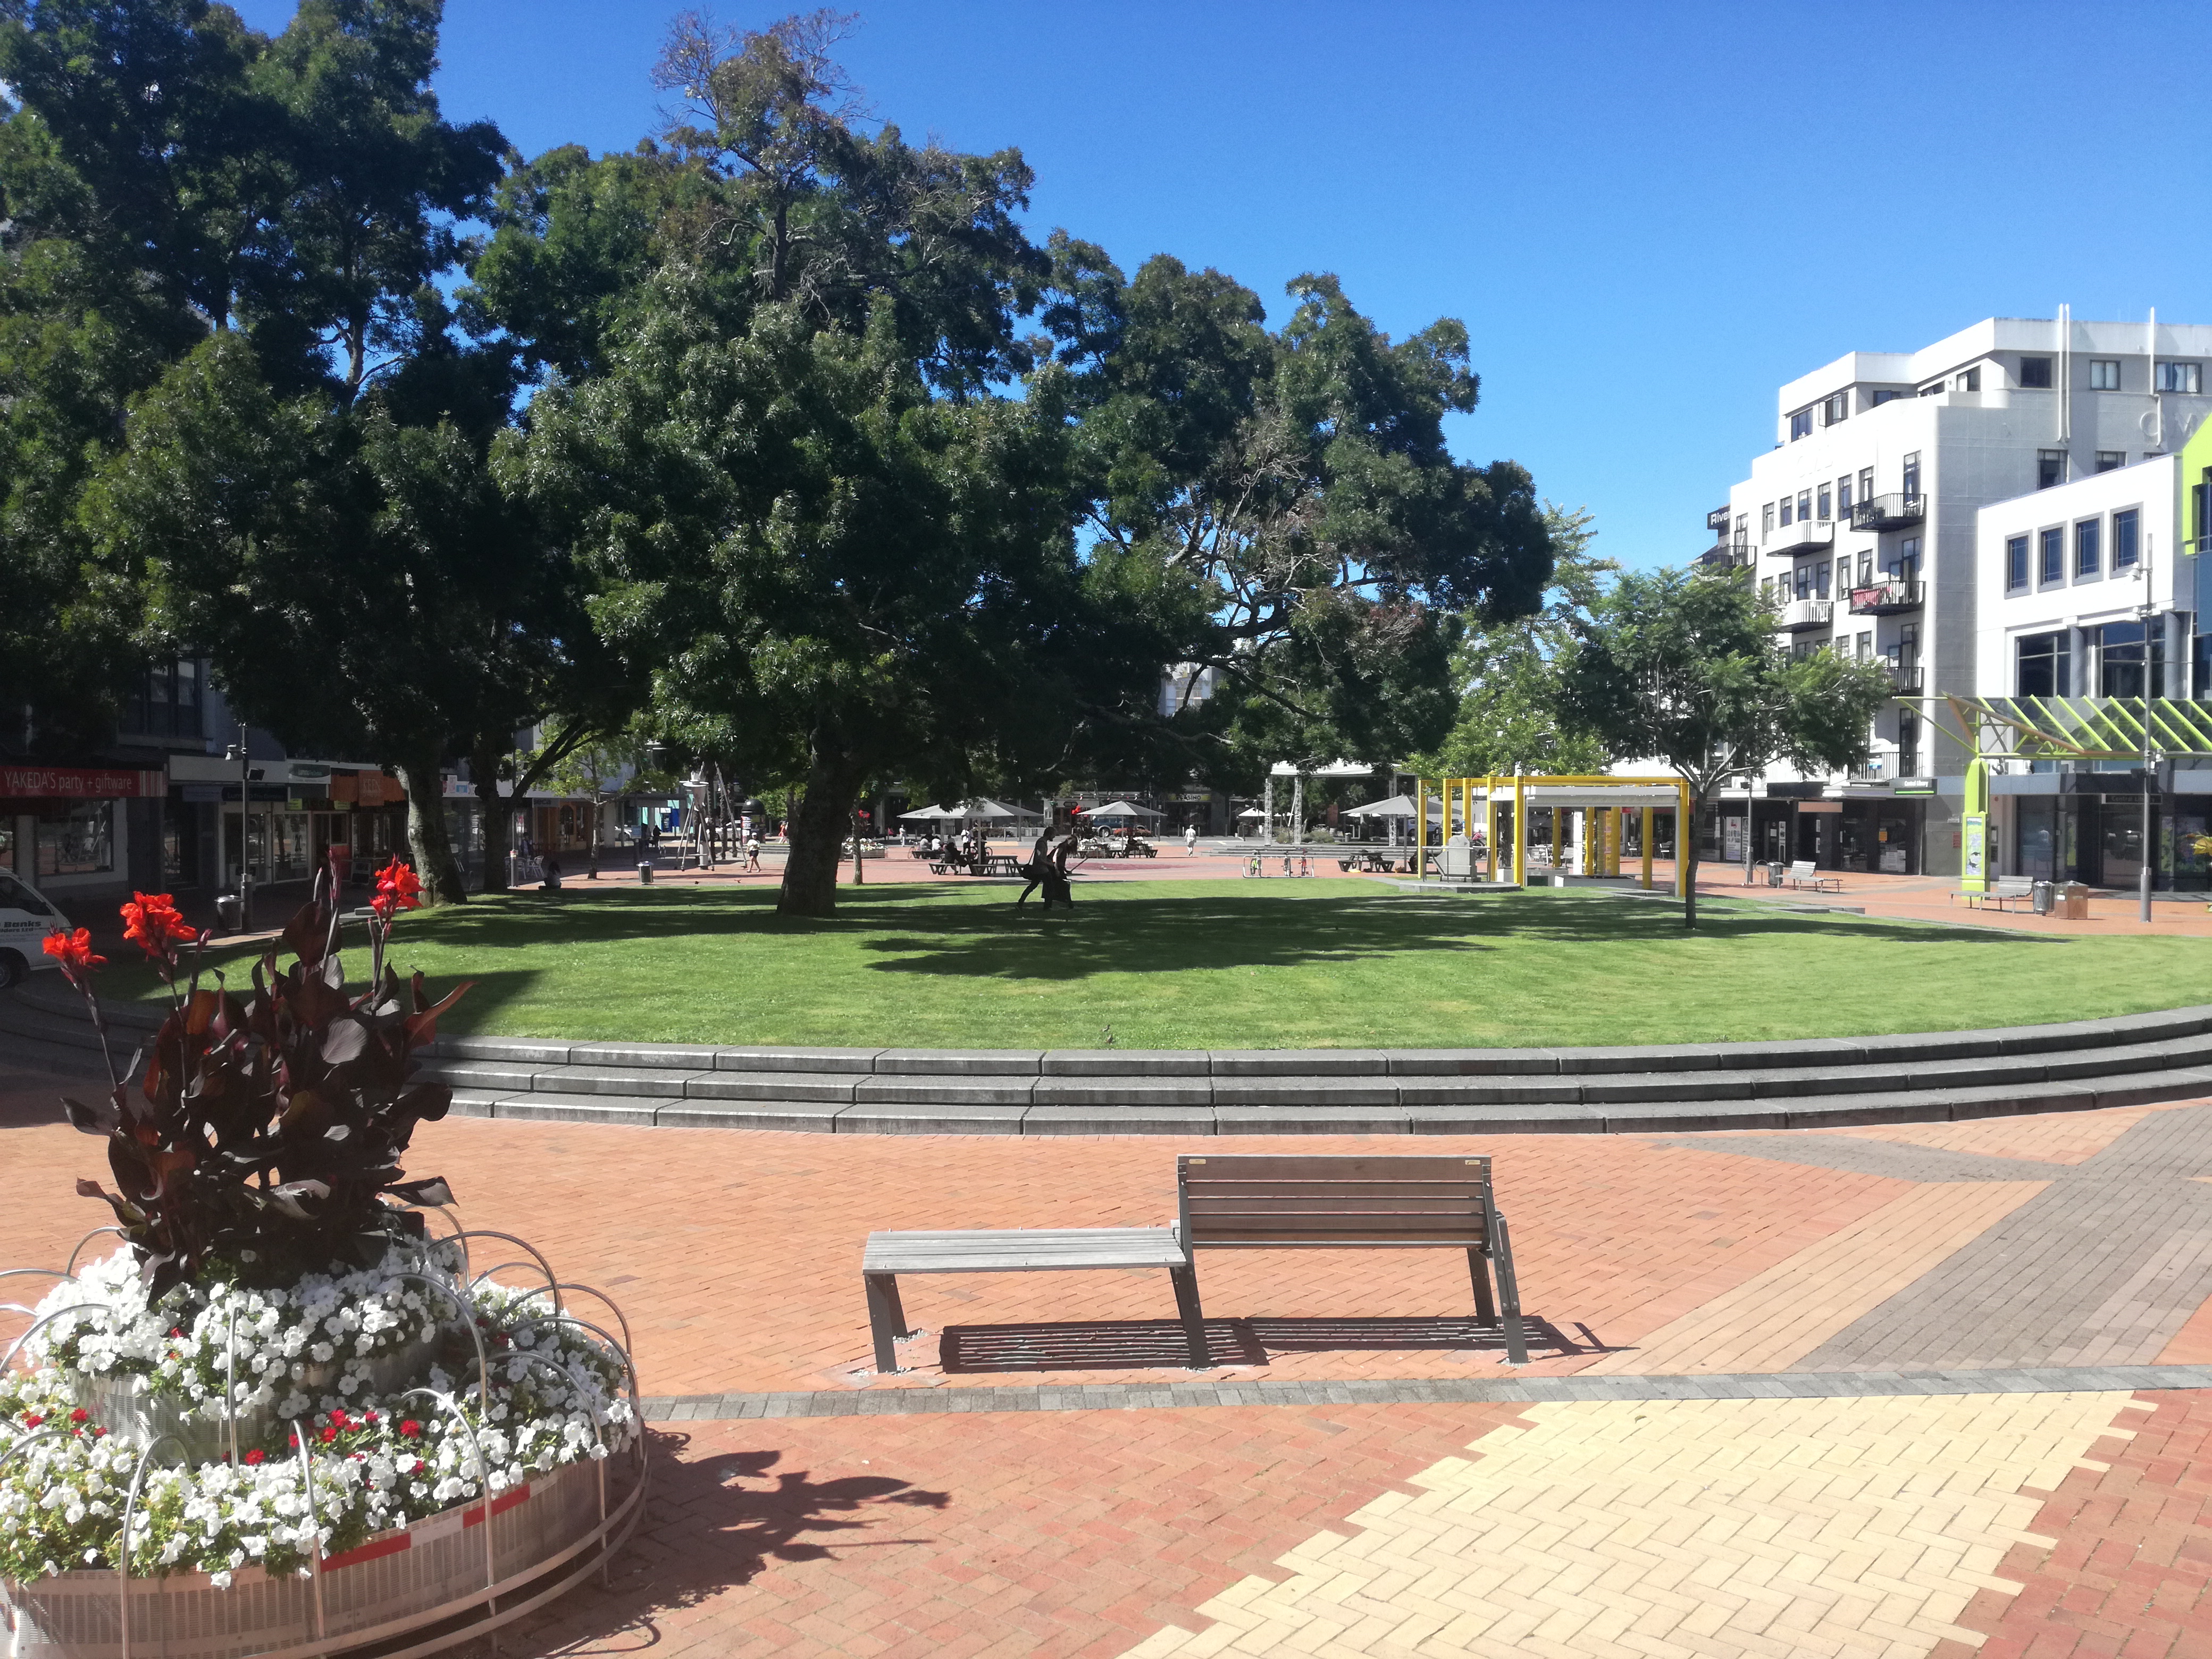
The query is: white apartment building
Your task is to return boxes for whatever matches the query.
[1699,313,2212,878]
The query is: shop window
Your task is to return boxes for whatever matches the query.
[2098,621,2163,698]
[2114,508,2139,568]
[36,800,113,876]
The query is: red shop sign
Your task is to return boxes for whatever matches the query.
[1,766,165,800]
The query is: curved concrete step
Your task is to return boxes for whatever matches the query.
[7,978,2210,1135]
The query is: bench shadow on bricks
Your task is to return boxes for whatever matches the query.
[935,1312,1588,1374]
[495,1429,951,1648]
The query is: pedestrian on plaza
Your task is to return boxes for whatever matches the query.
[540,853,563,892]
[1185,824,1198,856]
[745,833,761,872]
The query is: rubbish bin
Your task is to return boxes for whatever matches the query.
[2060,882,2090,920]
[637,861,655,886]
[214,894,241,931]
[1766,861,1784,887]
[2031,879,2055,915]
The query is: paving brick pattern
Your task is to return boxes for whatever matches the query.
[1119,1393,2134,1659]
[1797,1107,2212,1372]
[11,1052,2212,1658]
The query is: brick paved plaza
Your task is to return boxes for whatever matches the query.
[7,1047,2212,1657]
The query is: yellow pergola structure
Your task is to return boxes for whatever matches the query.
[1409,774,1694,897]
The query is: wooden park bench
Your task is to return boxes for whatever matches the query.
[1783,859,1842,893]
[860,1154,1528,1373]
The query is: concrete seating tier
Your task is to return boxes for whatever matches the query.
[8,979,2212,1135]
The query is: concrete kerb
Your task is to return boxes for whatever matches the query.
[9,977,2212,1136]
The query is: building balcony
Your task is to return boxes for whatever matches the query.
[1698,538,1754,569]
[1848,580,1924,615]
[1886,664,1924,695]
[1850,492,1925,532]
[1765,519,1834,558]
[1779,598,1833,632]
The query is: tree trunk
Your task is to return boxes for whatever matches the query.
[1679,780,1711,929]
[469,734,512,894]
[393,745,468,906]
[777,742,864,917]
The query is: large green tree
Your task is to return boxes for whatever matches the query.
[500,12,1178,916]
[1043,239,1557,787]
[1559,566,1897,927]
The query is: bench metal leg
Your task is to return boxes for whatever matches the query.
[1169,1264,1209,1368]
[865,1272,910,1374]
[1468,1247,1499,1328]
[1490,1213,1530,1365]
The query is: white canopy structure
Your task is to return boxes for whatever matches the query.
[897,805,958,820]
[1343,794,1443,819]
[1084,799,1162,819]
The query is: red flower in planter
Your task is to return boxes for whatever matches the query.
[22,1413,42,1429]
[399,1420,422,1438]
[121,892,196,959]
[370,859,423,920]
[68,1407,87,1425]
[245,1449,266,1465]
[41,928,105,982]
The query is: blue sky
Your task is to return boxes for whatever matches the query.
[237,0,2212,572]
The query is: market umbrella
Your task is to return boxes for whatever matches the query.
[1087,799,1163,819]
[1343,794,1443,818]
[897,805,955,820]
[961,798,1022,818]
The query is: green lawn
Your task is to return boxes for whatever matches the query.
[106,878,2211,1050]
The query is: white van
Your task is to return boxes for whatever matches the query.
[0,872,71,987]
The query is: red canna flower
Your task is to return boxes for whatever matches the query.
[245,1449,266,1465]
[318,1425,338,1445]
[41,928,105,983]
[369,859,423,921]
[22,1413,42,1430]
[120,892,196,959]
[399,1420,422,1438]
[68,1408,87,1425]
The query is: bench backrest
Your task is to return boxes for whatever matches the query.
[1176,1154,1494,1250]
[1788,860,1816,876]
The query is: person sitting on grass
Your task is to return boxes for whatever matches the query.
[541,853,563,893]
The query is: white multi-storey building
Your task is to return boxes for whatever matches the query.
[1700,313,2212,878]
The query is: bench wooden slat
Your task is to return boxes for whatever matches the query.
[865,1226,1185,1275]
[1180,1155,1488,1179]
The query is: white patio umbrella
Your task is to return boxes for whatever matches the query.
[1086,799,1163,819]
[897,805,956,820]
[1343,794,1443,819]
[1235,807,1267,818]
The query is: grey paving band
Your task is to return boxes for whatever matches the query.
[639,1363,2212,1422]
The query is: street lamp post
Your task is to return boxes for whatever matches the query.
[2140,537,2156,924]
[225,724,253,934]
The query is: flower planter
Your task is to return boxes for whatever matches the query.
[64,1335,440,1467]
[3,1452,639,1659]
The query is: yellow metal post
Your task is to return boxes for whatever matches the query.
[1512,773,1526,885]
[1484,778,1496,882]
[1551,802,1563,874]
[1640,806,1654,890]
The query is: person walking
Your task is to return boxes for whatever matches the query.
[744,833,761,873]
[1185,824,1198,856]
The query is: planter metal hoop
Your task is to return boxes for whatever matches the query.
[503,1314,642,1460]
[117,1432,188,1659]
[545,1284,635,1369]
[0,1423,75,1475]
[445,1234,561,1319]
[386,1268,495,1419]
[396,1386,502,1657]
[63,1229,125,1278]
[2,1305,107,1376]
[465,1351,617,1586]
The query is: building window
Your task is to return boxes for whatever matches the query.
[1857,551,1874,586]
[1794,565,1812,600]
[2096,451,2125,473]
[2114,507,2139,568]
[1789,408,1813,440]
[1735,513,1746,537]
[1796,489,1811,522]
[1762,503,1775,535]
[120,658,205,740]
[1858,466,1874,501]
[2037,450,2067,489]
[1897,710,1920,774]
[1955,367,1981,392]
[1888,536,1921,582]
[1823,392,1848,425]
[1901,452,1921,497]
[1918,383,1944,397]
[2158,361,2202,394]
[35,801,114,877]
[2017,632,2072,697]
[2098,621,2161,697]
[1815,559,1832,597]
[2039,526,2064,584]
[2089,359,2121,390]
[1779,497,1793,527]
[1838,475,1854,516]
[1871,389,1901,406]
[2018,356,2054,389]
[1817,484,1832,520]
[2006,534,2029,593]
[1856,631,1872,658]
[2075,518,2101,578]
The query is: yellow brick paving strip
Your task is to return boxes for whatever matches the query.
[1582,1182,2048,1376]
[1832,1104,2169,1165]
[1120,1392,2132,1659]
